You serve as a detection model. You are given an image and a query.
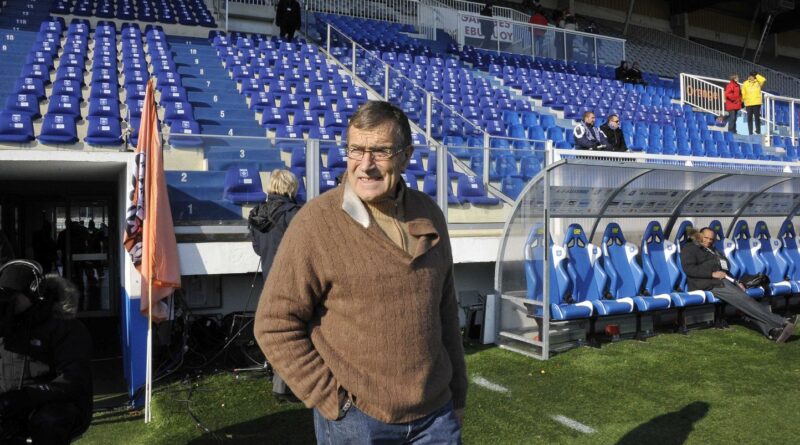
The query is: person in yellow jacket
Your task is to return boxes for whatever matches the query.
[741,71,766,135]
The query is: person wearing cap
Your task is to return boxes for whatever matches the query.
[741,71,766,135]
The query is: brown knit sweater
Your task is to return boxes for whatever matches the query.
[254,182,468,423]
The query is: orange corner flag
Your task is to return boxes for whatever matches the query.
[124,79,181,322]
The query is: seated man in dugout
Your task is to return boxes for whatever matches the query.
[680,227,797,343]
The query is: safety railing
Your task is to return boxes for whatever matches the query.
[679,73,725,117]
[224,0,419,25]
[551,149,799,175]
[317,21,547,195]
[625,23,800,99]
[453,12,625,67]
[431,0,529,23]
[763,93,800,145]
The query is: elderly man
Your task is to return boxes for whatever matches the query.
[574,111,607,151]
[680,227,796,343]
[254,101,467,443]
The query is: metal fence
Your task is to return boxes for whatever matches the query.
[679,73,725,117]
[627,24,800,98]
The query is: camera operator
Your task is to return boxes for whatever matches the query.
[0,260,93,445]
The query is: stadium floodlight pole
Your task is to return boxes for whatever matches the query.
[326,24,331,54]
[225,0,228,32]
[623,0,635,36]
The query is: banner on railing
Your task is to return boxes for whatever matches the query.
[461,14,513,43]
[680,73,725,117]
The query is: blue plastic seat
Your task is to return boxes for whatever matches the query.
[168,120,203,148]
[0,112,35,143]
[222,166,266,204]
[752,221,793,298]
[778,220,800,293]
[641,221,709,311]
[46,95,81,118]
[87,97,121,119]
[422,174,460,205]
[730,220,769,299]
[524,223,592,320]
[563,223,634,317]
[14,78,46,101]
[38,114,79,144]
[5,94,40,118]
[163,101,193,124]
[457,175,499,205]
[85,116,122,146]
[601,223,671,315]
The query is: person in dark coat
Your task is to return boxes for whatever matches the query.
[614,60,629,82]
[680,227,796,343]
[249,169,302,402]
[599,114,627,152]
[275,0,302,43]
[0,262,92,445]
[480,1,494,49]
[249,169,302,281]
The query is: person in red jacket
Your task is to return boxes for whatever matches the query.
[529,6,548,55]
[724,74,742,133]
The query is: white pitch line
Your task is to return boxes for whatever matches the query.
[471,376,509,393]
[550,415,596,434]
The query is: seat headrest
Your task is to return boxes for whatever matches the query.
[753,221,771,240]
[732,220,751,240]
[602,223,626,247]
[563,223,588,249]
[642,221,664,246]
[779,220,795,239]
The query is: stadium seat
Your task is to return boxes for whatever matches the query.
[422,174,461,205]
[222,166,266,204]
[38,114,79,144]
[401,171,419,190]
[524,223,592,321]
[85,116,122,146]
[602,223,671,314]
[87,98,121,119]
[730,221,769,299]
[563,223,633,316]
[752,221,793,299]
[457,175,499,205]
[640,221,709,310]
[4,94,40,118]
[0,112,35,143]
[778,220,800,293]
[168,120,203,148]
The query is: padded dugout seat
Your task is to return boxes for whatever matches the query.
[563,224,634,317]
[778,220,800,293]
[641,221,709,308]
[524,223,592,320]
[731,220,773,299]
[752,221,793,298]
[602,223,671,313]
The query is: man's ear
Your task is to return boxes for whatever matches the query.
[399,145,414,171]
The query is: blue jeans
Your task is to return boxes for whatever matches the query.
[313,400,462,445]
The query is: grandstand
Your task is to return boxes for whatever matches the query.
[1,0,800,436]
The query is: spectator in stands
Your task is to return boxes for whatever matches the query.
[628,62,645,85]
[254,101,467,443]
[275,0,302,43]
[600,114,627,152]
[680,227,797,343]
[724,74,742,134]
[529,6,549,55]
[615,60,630,82]
[574,111,607,150]
[480,1,495,49]
[742,71,766,135]
[249,169,302,403]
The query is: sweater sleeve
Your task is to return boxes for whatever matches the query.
[253,213,342,420]
[756,74,766,86]
[438,234,468,410]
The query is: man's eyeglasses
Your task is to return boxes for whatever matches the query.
[610,119,620,124]
[345,146,405,161]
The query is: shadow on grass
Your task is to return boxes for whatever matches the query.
[616,401,709,445]
[186,407,315,444]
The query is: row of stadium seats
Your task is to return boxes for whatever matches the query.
[50,0,215,27]
[526,219,800,326]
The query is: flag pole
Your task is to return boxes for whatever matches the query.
[145,273,153,422]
